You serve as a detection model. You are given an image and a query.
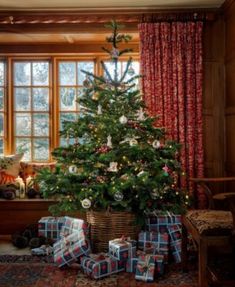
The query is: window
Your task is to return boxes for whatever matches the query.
[13,61,50,161]
[2,56,139,162]
[0,62,5,155]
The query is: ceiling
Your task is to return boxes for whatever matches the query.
[0,0,225,10]
[0,0,225,47]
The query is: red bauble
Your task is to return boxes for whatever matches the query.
[96,145,110,154]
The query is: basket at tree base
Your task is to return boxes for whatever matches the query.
[86,210,139,252]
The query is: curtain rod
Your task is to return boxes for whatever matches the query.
[141,12,216,22]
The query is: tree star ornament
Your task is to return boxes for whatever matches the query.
[68,165,78,174]
[107,135,112,148]
[81,198,91,209]
[119,115,128,124]
[114,191,124,201]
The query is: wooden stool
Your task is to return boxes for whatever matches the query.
[181,210,234,287]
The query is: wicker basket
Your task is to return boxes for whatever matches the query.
[86,210,139,252]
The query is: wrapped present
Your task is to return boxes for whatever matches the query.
[135,254,155,282]
[81,253,125,279]
[38,216,65,241]
[167,224,182,263]
[126,258,138,273]
[60,216,89,238]
[152,254,164,276]
[53,232,91,267]
[145,211,181,233]
[138,231,169,263]
[109,237,136,261]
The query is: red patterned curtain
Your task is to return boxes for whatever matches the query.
[139,22,206,208]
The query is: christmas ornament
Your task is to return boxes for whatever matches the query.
[83,76,91,88]
[68,165,78,174]
[127,64,135,76]
[137,171,145,177]
[107,162,118,172]
[114,191,124,201]
[119,115,128,124]
[107,135,112,148]
[92,92,99,101]
[136,108,145,121]
[81,198,91,209]
[151,188,159,199]
[152,140,161,149]
[96,145,110,154]
[111,48,119,59]
[96,175,106,183]
[120,174,129,181]
[97,105,102,115]
[162,164,170,176]
[129,138,138,146]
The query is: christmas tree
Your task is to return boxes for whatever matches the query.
[37,21,189,217]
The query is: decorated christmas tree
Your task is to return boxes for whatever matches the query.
[37,21,189,218]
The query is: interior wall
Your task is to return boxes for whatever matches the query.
[224,0,235,189]
[203,16,225,179]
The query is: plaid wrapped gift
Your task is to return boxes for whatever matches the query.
[81,253,126,279]
[126,258,138,273]
[38,216,65,241]
[109,237,136,261]
[145,211,181,233]
[152,254,164,276]
[60,216,89,238]
[53,232,91,267]
[135,254,155,282]
[138,231,169,263]
[167,224,182,263]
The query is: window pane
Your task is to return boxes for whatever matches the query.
[60,87,76,111]
[32,88,49,111]
[14,88,31,111]
[15,113,31,136]
[60,113,77,129]
[104,62,121,79]
[33,114,49,136]
[33,138,49,161]
[14,62,31,86]
[16,138,31,161]
[0,63,4,86]
[32,62,49,86]
[0,88,3,110]
[0,139,3,155]
[77,62,94,85]
[59,62,76,85]
[0,113,3,136]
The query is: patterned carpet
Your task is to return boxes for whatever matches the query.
[0,255,198,287]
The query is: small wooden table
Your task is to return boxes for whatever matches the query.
[190,177,235,209]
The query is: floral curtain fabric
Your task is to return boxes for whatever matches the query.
[139,22,206,208]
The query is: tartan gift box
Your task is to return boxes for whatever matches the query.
[152,254,164,276]
[53,232,91,267]
[109,237,136,261]
[145,211,181,233]
[135,254,155,282]
[167,224,182,263]
[126,258,138,273]
[81,253,126,279]
[38,216,65,241]
[138,231,169,263]
[60,216,89,238]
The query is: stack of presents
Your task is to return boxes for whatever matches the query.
[37,212,182,282]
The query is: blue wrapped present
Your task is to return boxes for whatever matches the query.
[145,211,181,233]
[38,216,65,241]
[138,231,169,263]
[167,224,182,263]
[109,237,136,261]
[81,253,125,279]
[53,232,91,267]
[60,216,89,238]
[135,254,155,282]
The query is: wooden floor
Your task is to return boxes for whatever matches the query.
[0,236,31,255]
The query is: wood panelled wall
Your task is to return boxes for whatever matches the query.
[224,0,235,191]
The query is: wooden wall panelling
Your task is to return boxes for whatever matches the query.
[224,0,235,192]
